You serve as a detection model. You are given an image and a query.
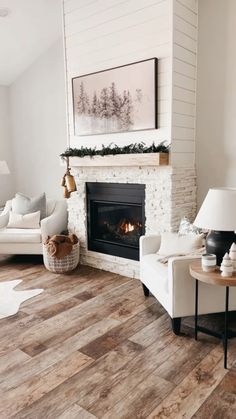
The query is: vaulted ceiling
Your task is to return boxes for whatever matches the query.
[0,0,63,86]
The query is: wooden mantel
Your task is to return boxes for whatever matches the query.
[69,152,169,168]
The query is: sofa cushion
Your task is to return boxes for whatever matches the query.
[0,212,9,228]
[12,193,46,220]
[46,200,56,217]
[158,232,203,256]
[7,211,40,229]
[2,200,12,215]
[4,198,55,218]
[141,253,169,293]
[0,228,41,243]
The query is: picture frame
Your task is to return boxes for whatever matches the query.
[72,57,158,136]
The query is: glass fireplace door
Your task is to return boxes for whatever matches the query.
[92,201,143,248]
[87,182,145,261]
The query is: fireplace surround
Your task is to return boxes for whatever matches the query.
[67,164,196,278]
[87,182,145,261]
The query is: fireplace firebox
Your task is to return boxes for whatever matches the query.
[87,182,145,260]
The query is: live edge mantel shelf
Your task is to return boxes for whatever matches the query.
[68,152,169,168]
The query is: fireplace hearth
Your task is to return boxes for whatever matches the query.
[86,183,145,260]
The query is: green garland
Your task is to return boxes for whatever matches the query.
[61,141,169,158]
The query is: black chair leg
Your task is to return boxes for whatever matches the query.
[171,317,181,335]
[142,284,150,297]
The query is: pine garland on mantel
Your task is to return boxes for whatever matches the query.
[61,141,170,159]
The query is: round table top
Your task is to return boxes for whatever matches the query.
[190,260,236,287]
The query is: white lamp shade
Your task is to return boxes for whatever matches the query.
[0,160,10,175]
[194,188,236,231]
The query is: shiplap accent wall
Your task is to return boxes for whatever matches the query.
[171,0,198,166]
[63,0,198,167]
[63,0,172,148]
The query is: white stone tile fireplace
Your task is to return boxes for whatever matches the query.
[68,162,196,279]
[62,0,199,279]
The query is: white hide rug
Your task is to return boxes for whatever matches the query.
[0,280,43,319]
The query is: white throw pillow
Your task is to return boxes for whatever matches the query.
[7,211,40,229]
[158,232,203,256]
[12,192,46,220]
[178,216,202,236]
[0,212,9,229]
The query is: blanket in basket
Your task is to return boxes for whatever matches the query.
[44,234,78,259]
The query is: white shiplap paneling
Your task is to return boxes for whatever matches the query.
[65,0,129,26]
[173,57,197,79]
[172,99,195,116]
[64,0,98,14]
[63,0,172,149]
[174,14,197,40]
[65,0,168,37]
[177,0,197,13]
[171,0,198,166]
[63,0,198,166]
[174,0,197,27]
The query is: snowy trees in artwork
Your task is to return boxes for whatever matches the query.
[76,82,134,132]
[73,58,157,135]
[76,81,90,115]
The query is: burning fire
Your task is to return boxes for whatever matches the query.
[123,223,135,233]
[119,221,137,234]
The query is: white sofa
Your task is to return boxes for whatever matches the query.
[140,235,236,334]
[0,199,68,255]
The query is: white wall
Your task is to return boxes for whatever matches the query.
[9,39,67,199]
[196,0,236,205]
[0,86,15,205]
[63,0,198,167]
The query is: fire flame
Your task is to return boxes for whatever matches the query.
[125,223,135,233]
[122,222,135,233]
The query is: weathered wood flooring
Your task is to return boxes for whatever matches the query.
[0,255,236,419]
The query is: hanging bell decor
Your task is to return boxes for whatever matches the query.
[61,157,76,198]
[62,185,70,199]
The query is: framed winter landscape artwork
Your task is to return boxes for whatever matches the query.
[72,58,158,136]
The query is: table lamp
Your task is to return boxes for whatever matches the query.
[0,161,10,175]
[194,188,236,266]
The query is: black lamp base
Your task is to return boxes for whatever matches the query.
[206,231,236,266]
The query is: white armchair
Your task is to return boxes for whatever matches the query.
[0,199,68,255]
[140,235,236,334]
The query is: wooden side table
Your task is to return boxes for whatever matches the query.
[190,260,236,369]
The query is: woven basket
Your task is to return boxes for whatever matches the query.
[43,243,80,273]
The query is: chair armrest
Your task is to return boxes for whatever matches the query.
[168,254,202,282]
[41,201,68,240]
[167,255,202,317]
[140,235,161,258]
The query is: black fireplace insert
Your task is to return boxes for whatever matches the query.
[86,182,145,260]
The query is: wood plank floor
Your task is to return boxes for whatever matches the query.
[0,255,236,418]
